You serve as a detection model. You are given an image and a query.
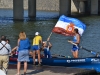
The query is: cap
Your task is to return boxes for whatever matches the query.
[35,32,39,35]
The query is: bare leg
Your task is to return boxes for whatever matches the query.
[74,50,78,58]
[24,61,27,75]
[29,51,33,56]
[36,50,41,64]
[72,51,75,58]
[71,50,75,58]
[33,51,36,64]
[72,50,78,58]
[17,62,21,74]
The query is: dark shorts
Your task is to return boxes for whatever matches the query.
[72,45,79,51]
[31,45,40,51]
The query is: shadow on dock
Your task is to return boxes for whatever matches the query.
[8,64,97,75]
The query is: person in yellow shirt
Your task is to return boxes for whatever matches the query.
[31,32,42,66]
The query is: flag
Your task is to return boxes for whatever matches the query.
[52,15,86,36]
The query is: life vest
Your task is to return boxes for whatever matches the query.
[66,23,74,34]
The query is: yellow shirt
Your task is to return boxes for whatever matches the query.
[33,35,42,45]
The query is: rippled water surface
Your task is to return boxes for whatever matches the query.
[0,9,100,58]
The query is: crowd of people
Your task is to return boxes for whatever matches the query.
[0,31,53,75]
[0,28,80,75]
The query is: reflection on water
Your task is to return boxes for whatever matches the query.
[0,9,59,19]
[0,9,100,58]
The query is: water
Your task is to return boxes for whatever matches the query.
[0,9,59,19]
[0,9,100,58]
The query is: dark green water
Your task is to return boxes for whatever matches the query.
[0,9,100,58]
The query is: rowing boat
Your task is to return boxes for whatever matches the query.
[9,54,100,73]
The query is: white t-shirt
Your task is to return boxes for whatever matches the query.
[0,70,6,75]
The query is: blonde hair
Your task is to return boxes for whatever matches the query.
[19,31,26,40]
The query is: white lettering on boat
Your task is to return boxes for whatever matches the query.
[91,58,100,63]
[66,59,85,63]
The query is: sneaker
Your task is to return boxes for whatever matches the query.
[37,63,42,66]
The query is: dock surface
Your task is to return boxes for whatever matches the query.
[7,64,97,75]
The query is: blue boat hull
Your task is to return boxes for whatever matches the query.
[9,55,100,72]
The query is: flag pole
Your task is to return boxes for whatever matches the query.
[47,32,52,41]
[48,32,52,39]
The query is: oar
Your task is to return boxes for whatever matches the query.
[52,54,71,58]
[68,40,100,57]
[80,46,100,57]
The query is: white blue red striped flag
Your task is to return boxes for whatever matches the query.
[52,15,86,36]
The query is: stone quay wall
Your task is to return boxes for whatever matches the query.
[0,0,78,12]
